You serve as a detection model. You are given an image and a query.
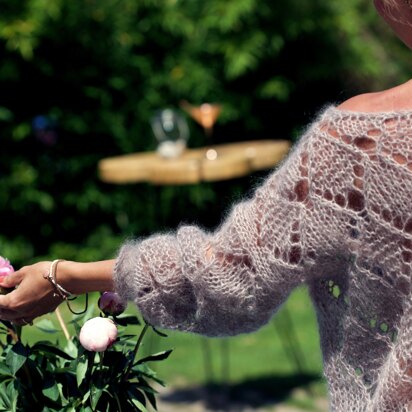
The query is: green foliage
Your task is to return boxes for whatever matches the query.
[0,311,171,411]
[0,0,409,265]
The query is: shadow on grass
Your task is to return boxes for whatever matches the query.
[160,373,322,411]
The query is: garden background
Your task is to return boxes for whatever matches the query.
[0,0,410,410]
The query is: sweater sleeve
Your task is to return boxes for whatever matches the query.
[113,131,314,337]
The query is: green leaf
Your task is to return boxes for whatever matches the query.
[0,376,13,385]
[81,391,90,405]
[76,360,88,387]
[127,385,146,400]
[0,383,11,409]
[132,364,165,387]
[127,389,148,412]
[0,364,12,376]
[90,384,104,410]
[135,349,173,365]
[145,390,157,411]
[151,326,168,338]
[32,342,75,360]
[6,342,28,376]
[129,399,148,412]
[42,378,60,402]
[117,334,136,341]
[6,381,18,412]
[34,319,60,334]
[60,407,76,412]
[63,339,78,358]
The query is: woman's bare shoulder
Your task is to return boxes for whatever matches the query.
[338,80,412,113]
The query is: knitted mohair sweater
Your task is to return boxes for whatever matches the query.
[114,106,412,412]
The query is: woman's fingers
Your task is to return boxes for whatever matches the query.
[0,270,24,289]
[12,318,34,326]
[0,292,26,320]
[0,261,64,322]
[0,285,59,321]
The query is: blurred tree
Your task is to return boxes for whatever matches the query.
[0,0,409,264]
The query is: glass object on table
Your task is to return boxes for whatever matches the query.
[151,109,189,159]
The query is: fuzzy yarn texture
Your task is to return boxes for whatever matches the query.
[114,106,412,411]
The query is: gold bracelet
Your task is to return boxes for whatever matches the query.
[43,259,73,300]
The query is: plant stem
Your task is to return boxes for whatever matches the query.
[55,307,70,341]
[86,350,96,405]
[99,351,105,380]
[123,323,149,381]
[114,392,123,412]
[22,363,35,401]
[7,327,19,343]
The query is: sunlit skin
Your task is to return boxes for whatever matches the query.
[340,0,412,112]
[0,0,411,325]
[0,260,115,323]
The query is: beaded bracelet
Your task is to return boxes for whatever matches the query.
[44,259,88,315]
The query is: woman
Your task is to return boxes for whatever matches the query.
[0,0,410,410]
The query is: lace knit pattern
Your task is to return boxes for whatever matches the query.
[114,106,412,411]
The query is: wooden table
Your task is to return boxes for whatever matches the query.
[98,140,291,185]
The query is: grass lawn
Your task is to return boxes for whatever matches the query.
[21,286,328,410]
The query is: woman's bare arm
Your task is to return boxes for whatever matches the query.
[0,259,115,322]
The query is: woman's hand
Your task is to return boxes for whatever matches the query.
[0,259,116,325]
[0,261,63,325]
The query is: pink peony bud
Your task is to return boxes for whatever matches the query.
[0,257,14,277]
[98,292,126,316]
[79,317,118,352]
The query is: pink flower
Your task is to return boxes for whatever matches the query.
[98,292,126,316]
[0,257,14,277]
[79,317,118,352]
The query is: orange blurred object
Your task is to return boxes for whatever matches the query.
[181,101,221,136]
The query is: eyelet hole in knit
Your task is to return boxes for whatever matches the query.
[288,246,302,265]
[379,322,389,333]
[354,136,376,151]
[366,128,382,138]
[347,189,365,211]
[324,190,333,201]
[353,177,363,190]
[401,251,412,262]
[353,164,364,177]
[327,126,339,139]
[291,232,300,243]
[404,218,412,233]
[349,228,360,239]
[327,280,342,299]
[383,117,397,128]
[335,193,345,207]
[294,179,309,202]
[393,152,407,165]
